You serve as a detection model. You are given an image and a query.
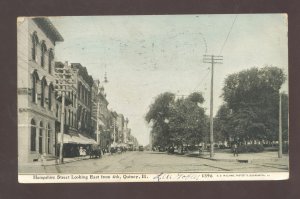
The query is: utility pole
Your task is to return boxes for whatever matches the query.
[278,90,283,158]
[203,55,223,158]
[54,61,75,164]
[113,118,116,144]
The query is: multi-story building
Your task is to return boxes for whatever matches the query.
[110,111,119,145]
[71,63,94,138]
[91,80,100,141]
[18,17,64,163]
[91,80,112,148]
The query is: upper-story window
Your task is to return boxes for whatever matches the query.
[30,119,36,151]
[41,41,47,68]
[41,77,47,107]
[78,82,81,101]
[32,71,39,103]
[48,83,53,111]
[31,31,39,61]
[48,49,54,74]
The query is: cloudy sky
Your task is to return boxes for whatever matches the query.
[50,14,288,145]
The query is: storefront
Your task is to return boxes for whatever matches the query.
[57,133,97,157]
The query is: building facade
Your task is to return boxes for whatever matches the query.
[18,18,64,163]
[71,63,94,138]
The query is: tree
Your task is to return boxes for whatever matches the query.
[220,66,286,143]
[145,92,175,147]
[169,92,208,148]
[214,104,233,142]
[145,92,208,149]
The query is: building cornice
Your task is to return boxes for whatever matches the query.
[33,17,64,43]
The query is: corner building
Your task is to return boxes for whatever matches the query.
[18,18,64,163]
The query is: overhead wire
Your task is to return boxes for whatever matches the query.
[219,14,238,55]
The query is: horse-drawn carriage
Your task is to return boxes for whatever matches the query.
[89,144,102,159]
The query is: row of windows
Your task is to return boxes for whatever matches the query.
[32,31,54,74]
[32,73,54,110]
[78,82,91,106]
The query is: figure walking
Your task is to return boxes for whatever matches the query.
[233,143,238,157]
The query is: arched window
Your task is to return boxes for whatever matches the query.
[48,83,53,110]
[30,119,36,151]
[48,49,54,74]
[39,122,43,154]
[41,77,47,107]
[31,32,38,61]
[41,41,47,67]
[47,124,51,154]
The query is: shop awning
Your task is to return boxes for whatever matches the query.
[57,133,97,145]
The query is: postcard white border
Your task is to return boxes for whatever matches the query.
[18,172,289,183]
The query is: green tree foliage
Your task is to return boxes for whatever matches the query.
[219,66,287,143]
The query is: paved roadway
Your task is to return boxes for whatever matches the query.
[19,151,288,174]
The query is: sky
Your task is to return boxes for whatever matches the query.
[49,14,288,145]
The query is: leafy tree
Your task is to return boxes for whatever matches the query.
[220,66,287,143]
[214,104,233,142]
[146,92,208,149]
[145,92,175,147]
[170,92,208,147]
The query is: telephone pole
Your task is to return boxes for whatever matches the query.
[203,55,223,158]
[54,61,75,164]
[278,89,283,158]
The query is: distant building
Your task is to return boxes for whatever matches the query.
[91,80,111,147]
[116,114,125,143]
[18,17,64,163]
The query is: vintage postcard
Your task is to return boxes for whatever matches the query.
[17,14,288,183]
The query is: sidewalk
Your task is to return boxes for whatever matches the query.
[185,151,289,163]
[19,153,115,173]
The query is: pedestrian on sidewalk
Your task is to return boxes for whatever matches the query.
[233,143,238,157]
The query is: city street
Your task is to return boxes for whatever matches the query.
[19,151,288,174]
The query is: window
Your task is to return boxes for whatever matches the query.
[41,78,46,107]
[78,82,81,101]
[31,32,38,61]
[30,119,36,151]
[71,112,73,127]
[47,124,51,154]
[68,109,71,125]
[39,122,43,154]
[74,112,76,127]
[32,74,37,103]
[56,104,59,118]
[41,41,47,67]
[64,109,67,124]
[48,84,53,110]
[48,49,54,74]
